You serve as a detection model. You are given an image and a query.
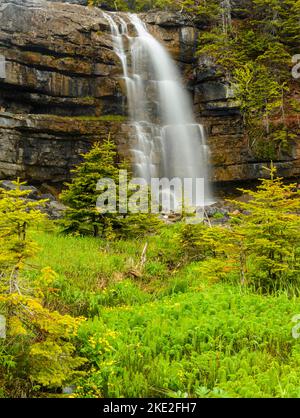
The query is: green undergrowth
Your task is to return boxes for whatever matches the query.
[26,225,300,398]
[76,288,300,398]
[29,225,183,315]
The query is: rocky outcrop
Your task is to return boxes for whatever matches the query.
[0,0,299,185]
[0,113,131,181]
[0,0,123,114]
[0,0,128,182]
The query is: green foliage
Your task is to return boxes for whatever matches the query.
[229,166,300,291]
[22,199,300,398]
[61,138,161,239]
[0,181,86,397]
[179,223,230,262]
[0,180,46,270]
[74,288,300,398]
[180,167,300,292]
[232,63,290,158]
[89,0,200,12]
[232,63,283,122]
[29,224,181,316]
[197,0,300,157]
[61,138,122,238]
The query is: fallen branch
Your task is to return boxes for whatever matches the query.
[140,243,148,268]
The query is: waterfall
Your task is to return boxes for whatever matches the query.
[103,12,213,209]
[221,0,232,34]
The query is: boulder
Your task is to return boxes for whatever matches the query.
[0,179,39,199]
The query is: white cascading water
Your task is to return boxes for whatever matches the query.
[103,12,213,208]
[221,0,232,34]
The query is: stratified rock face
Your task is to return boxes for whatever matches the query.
[0,0,299,184]
[0,0,128,182]
[0,113,131,182]
[0,0,123,114]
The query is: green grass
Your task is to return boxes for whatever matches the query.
[30,228,151,315]
[28,227,300,398]
[67,115,127,122]
[30,226,179,315]
[37,114,127,123]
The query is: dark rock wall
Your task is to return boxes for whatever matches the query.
[0,0,128,182]
[0,0,299,184]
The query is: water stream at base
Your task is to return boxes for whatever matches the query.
[103,12,214,208]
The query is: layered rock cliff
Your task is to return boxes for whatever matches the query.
[0,0,299,184]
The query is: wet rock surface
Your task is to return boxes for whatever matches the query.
[0,0,299,185]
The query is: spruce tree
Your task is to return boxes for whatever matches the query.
[179,165,300,292]
[61,137,161,238]
[230,165,300,291]
[0,179,46,271]
[61,137,123,237]
[0,180,85,396]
